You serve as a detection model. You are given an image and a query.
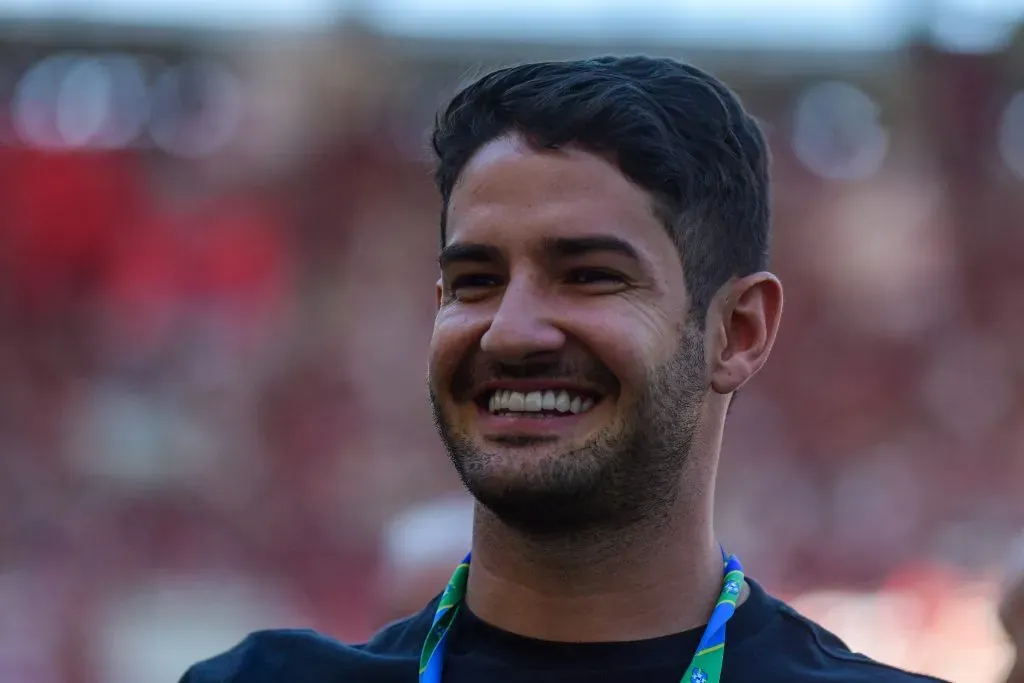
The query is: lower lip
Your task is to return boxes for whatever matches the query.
[474,404,594,437]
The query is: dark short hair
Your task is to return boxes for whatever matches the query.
[431,55,771,320]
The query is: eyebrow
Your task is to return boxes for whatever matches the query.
[439,235,644,270]
[542,235,642,263]
[438,242,503,269]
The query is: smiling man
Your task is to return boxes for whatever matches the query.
[179,56,949,682]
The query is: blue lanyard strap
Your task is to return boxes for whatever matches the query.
[419,550,744,683]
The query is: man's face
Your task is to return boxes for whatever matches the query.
[427,135,711,536]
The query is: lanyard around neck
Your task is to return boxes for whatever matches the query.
[419,550,744,683]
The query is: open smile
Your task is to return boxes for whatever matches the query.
[479,388,598,416]
[470,382,607,437]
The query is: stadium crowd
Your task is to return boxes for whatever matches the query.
[0,54,1020,682]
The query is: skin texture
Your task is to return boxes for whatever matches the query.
[427,133,783,643]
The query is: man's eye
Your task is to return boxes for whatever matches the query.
[566,269,626,285]
[451,274,501,289]
[449,274,502,299]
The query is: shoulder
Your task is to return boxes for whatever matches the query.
[754,585,951,682]
[176,629,359,683]
[177,603,436,683]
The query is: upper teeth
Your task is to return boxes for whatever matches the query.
[488,390,594,415]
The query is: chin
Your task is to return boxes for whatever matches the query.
[463,473,613,537]
[430,385,688,536]
[446,431,640,536]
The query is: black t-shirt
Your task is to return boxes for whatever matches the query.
[178,579,949,682]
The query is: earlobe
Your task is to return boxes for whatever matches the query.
[435,279,444,311]
[709,272,783,395]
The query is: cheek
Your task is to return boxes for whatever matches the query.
[572,309,677,390]
[428,308,486,393]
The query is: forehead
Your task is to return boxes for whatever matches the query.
[446,135,673,259]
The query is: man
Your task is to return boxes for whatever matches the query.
[1001,537,1024,683]
[179,56,948,682]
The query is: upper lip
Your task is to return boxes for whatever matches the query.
[474,380,605,400]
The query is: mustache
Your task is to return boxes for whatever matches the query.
[450,355,619,400]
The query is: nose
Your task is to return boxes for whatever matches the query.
[479,276,566,360]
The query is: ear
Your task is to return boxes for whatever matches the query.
[706,272,783,395]
[435,278,444,311]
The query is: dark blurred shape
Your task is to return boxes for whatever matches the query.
[1000,537,1024,683]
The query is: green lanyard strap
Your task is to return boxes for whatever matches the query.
[419,551,744,683]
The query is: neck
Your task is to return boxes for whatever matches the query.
[464,500,721,643]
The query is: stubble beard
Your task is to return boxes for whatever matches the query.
[429,328,708,540]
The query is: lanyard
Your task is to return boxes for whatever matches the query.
[419,550,744,683]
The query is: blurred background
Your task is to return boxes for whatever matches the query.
[0,0,1022,681]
